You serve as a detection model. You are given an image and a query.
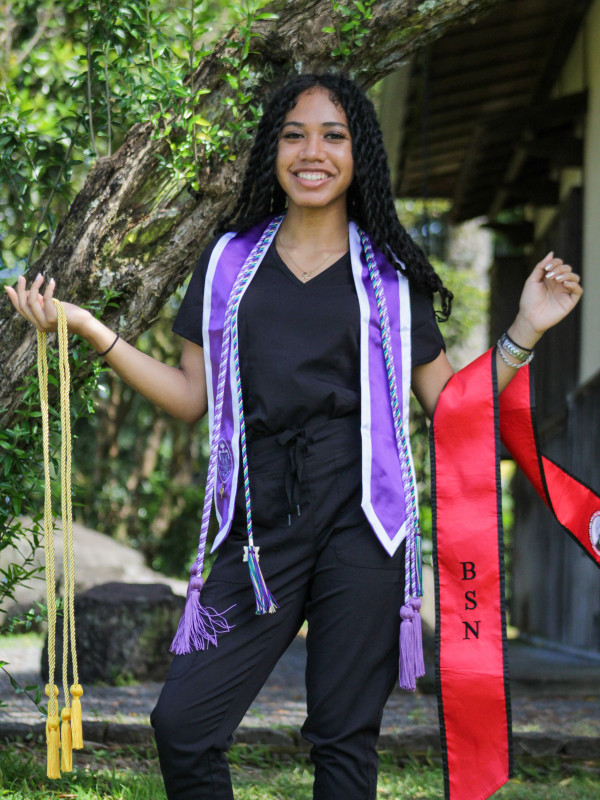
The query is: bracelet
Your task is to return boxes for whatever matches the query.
[505,331,533,353]
[98,332,120,358]
[497,339,534,369]
[499,331,532,363]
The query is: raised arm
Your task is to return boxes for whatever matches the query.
[412,252,583,419]
[4,274,208,424]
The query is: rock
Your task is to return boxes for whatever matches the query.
[41,582,185,684]
[2,518,187,628]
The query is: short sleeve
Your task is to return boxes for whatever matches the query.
[410,285,446,367]
[171,237,220,346]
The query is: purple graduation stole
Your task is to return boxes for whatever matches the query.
[171,216,425,689]
[432,349,600,800]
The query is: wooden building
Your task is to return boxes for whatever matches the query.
[381,0,600,650]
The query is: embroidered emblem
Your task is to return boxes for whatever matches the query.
[217,439,233,487]
[589,511,600,556]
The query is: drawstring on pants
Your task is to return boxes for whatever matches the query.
[276,429,311,525]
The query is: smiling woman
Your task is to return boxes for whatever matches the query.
[276,88,354,206]
[4,72,583,800]
[274,88,354,281]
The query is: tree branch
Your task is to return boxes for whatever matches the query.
[0,0,502,428]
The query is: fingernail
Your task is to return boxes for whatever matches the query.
[36,272,43,281]
[546,271,555,278]
[50,277,55,285]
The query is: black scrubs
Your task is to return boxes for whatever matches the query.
[151,239,445,800]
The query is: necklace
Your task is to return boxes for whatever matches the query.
[277,234,349,282]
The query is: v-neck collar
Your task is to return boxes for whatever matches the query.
[268,240,350,288]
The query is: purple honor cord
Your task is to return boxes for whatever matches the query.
[231,282,279,615]
[170,217,283,654]
[359,229,424,691]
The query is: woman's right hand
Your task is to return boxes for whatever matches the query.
[4,273,92,335]
[5,272,208,424]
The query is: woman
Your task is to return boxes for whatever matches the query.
[5,73,582,799]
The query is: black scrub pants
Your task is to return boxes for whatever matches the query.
[151,415,406,800]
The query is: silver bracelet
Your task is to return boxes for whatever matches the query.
[499,331,532,363]
[497,340,534,369]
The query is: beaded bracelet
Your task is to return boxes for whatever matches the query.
[98,332,119,358]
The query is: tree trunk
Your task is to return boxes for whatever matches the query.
[0,0,501,427]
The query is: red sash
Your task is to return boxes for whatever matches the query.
[432,349,600,800]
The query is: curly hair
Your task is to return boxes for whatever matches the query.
[217,73,452,320]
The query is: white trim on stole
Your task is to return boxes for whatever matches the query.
[348,222,414,556]
[209,219,283,552]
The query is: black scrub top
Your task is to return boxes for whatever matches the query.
[173,236,445,441]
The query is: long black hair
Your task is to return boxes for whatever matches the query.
[218,73,452,320]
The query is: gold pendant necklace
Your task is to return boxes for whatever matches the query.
[277,235,349,282]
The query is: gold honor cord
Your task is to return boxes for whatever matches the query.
[37,299,83,779]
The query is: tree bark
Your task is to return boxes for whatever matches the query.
[0,0,502,427]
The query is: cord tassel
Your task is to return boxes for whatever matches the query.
[399,598,425,691]
[45,684,61,779]
[70,684,84,749]
[244,546,278,614]
[409,597,425,677]
[39,303,85,773]
[46,714,61,779]
[170,566,234,654]
[60,708,73,772]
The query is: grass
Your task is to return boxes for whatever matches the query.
[1,741,600,799]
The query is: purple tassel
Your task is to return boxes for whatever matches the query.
[409,597,425,677]
[170,565,234,655]
[399,597,425,691]
[244,546,278,615]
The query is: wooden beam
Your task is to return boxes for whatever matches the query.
[521,134,584,168]
[401,148,474,172]
[427,78,533,115]
[486,0,592,218]
[532,0,594,102]
[429,58,541,94]
[430,49,540,82]
[435,12,565,56]
[452,92,587,219]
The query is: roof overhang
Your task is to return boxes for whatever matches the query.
[388,0,592,222]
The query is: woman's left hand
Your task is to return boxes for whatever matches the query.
[512,252,583,347]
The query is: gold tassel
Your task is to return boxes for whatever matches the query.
[39,302,85,775]
[46,715,61,779]
[60,707,73,772]
[45,685,61,780]
[70,684,84,749]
